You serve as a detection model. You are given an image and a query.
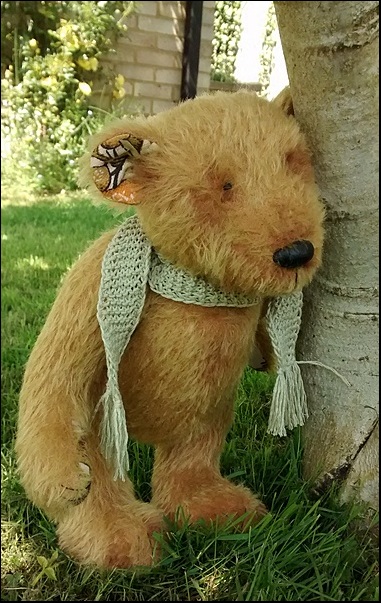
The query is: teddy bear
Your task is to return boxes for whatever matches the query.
[15,88,325,569]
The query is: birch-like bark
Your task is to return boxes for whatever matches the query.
[274,1,379,511]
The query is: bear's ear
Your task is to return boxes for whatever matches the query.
[79,125,158,206]
[272,86,294,116]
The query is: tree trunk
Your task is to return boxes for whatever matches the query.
[273,1,379,512]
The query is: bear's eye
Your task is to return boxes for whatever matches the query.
[222,182,233,191]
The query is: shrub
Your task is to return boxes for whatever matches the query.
[211,1,242,83]
[258,2,277,98]
[1,1,136,194]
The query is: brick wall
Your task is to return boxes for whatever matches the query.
[98,1,215,115]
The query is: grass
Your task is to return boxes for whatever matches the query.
[1,188,378,601]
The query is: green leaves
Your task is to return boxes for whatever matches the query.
[31,550,59,587]
[258,3,277,97]
[211,1,242,83]
[1,1,136,193]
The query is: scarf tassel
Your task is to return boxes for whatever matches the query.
[267,362,308,437]
[100,369,130,481]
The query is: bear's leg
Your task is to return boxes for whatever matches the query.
[56,436,164,569]
[16,385,95,518]
[151,426,267,527]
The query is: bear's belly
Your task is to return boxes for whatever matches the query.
[118,290,261,445]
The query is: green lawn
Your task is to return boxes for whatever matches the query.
[1,189,378,601]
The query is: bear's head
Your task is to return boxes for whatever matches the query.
[80,89,325,297]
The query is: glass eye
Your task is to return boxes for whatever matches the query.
[223,182,233,191]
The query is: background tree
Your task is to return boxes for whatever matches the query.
[274,1,379,514]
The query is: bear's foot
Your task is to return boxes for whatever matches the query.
[155,477,267,529]
[57,499,165,569]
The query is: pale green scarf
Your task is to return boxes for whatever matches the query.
[97,215,307,480]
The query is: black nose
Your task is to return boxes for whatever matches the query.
[273,240,314,268]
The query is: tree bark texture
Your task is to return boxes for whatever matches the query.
[274,1,379,511]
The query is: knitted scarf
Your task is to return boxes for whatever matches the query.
[97,214,307,480]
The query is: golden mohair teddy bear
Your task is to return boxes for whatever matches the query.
[16,89,325,569]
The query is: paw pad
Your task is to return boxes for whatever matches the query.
[60,463,91,505]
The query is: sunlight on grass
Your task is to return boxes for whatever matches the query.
[1,521,36,576]
[15,256,51,271]
[1,186,39,208]
[1,187,378,601]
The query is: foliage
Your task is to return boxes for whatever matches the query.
[1,189,378,601]
[211,1,242,83]
[258,2,277,98]
[1,1,136,193]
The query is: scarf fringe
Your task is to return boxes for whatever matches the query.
[100,374,130,481]
[267,363,308,437]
